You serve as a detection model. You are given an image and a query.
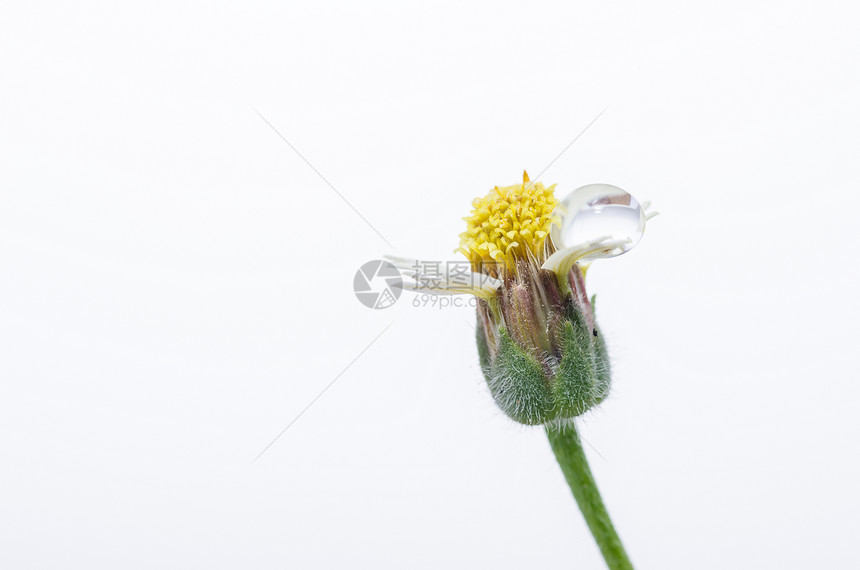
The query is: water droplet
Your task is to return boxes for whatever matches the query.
[552,184,646,258]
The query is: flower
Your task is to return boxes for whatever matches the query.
[387,171,655,426]
[456,172,559,274]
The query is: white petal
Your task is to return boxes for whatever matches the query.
[541,237,631,292]
[383,255,500,299]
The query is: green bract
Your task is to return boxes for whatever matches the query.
[478,298,610,425]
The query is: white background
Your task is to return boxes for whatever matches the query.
[2,1,859,568]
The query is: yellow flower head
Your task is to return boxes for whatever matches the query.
[457,171,560,273]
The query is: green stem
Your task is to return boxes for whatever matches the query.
[546,422,633,570]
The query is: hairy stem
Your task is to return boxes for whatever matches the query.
[546,422,633,570]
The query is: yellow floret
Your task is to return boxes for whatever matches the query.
[457,171,560,272]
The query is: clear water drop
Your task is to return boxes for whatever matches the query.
[552,183,646,258]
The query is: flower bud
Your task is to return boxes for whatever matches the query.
[476,262,611,425]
